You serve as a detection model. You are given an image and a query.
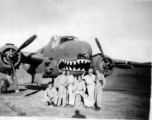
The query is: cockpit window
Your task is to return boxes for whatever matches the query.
[50,35,78,49]
[59,36,78,44]
[49,35,61,49]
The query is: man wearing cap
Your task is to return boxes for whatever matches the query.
[43,82,58,106]
[82,68,96,108]
[55,69,68,107]
[94,69,106,110]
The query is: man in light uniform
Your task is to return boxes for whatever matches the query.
[66,70,75,106]
[43,82,58,106]
[72,76,87,106]
[94,69,106,110]
[82,68,96,108]
[55,69,68,107]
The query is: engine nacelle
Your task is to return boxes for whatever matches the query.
[22,63,36,74]
[93,55,114,76]
[0,44,22,73]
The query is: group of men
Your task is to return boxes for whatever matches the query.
[43,68,106,111]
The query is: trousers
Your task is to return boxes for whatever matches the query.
[57,85,67,106]
[68,84,75,105]
[86,84,95,107]
[43,96,58,105]
[95,88,102,108]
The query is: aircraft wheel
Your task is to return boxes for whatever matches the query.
[0,79,9,94]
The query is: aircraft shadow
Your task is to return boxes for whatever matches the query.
[3,89,26,94]
[24,90,41,97]
[20,83,47,91]
[20,84,47,97]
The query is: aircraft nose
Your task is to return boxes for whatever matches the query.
[62,40,92,60]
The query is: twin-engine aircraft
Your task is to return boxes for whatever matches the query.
[0,35,151,93]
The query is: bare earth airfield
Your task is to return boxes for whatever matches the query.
[0,67,150,119]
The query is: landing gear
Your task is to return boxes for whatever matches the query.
[0,79,9,94]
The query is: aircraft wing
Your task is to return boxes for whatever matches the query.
[22,52,45,65]
[113,59,152,68]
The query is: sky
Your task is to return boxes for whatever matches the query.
[0,0,151,62]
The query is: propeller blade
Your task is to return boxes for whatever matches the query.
[13,35,37,55]
[95,38,105,59]
[112,64,133,69]
[0,52,7,57]
[10,59,19,92]
[104,67,108,76]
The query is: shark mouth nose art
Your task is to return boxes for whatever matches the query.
[57,58,91,72]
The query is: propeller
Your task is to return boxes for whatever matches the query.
[0,35,37,92]
[95,38,106,59]
[13,35,37,56]
[9,59,19,92]
[95,38,133,75]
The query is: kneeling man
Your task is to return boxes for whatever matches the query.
[43,82,58,107]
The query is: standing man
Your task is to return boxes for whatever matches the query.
[55,69,68,107]
[82,68,96,108]
[94,69,106,111]
[43,82,58,107]
[66,70,75,106]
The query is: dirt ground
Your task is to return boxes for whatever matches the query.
[0,82,150,119]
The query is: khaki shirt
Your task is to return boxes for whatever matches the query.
[66,75,75,85]
[74,80,86,92]
[44,87,57,99]
[55,74,68,88]
[96,73,106,87]
[83,74,95,85]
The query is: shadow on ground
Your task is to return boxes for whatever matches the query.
[2,89,26,95]
[71,110,86,119]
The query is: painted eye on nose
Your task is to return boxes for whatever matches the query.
[77,53,90,59]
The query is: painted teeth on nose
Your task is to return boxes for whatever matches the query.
[85,60,88,64]
[81,59,84,63]
[77,60,80,64]
[69,67,72,70]
[77,68,80,71]
[66,67,68,70]
[82,68,85,71]
[73,61,76,65]
[64,60,67,64]
[73,68,76,71]
[87,60,90,63]
[67,61,69,65]
[69,61,72,65]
